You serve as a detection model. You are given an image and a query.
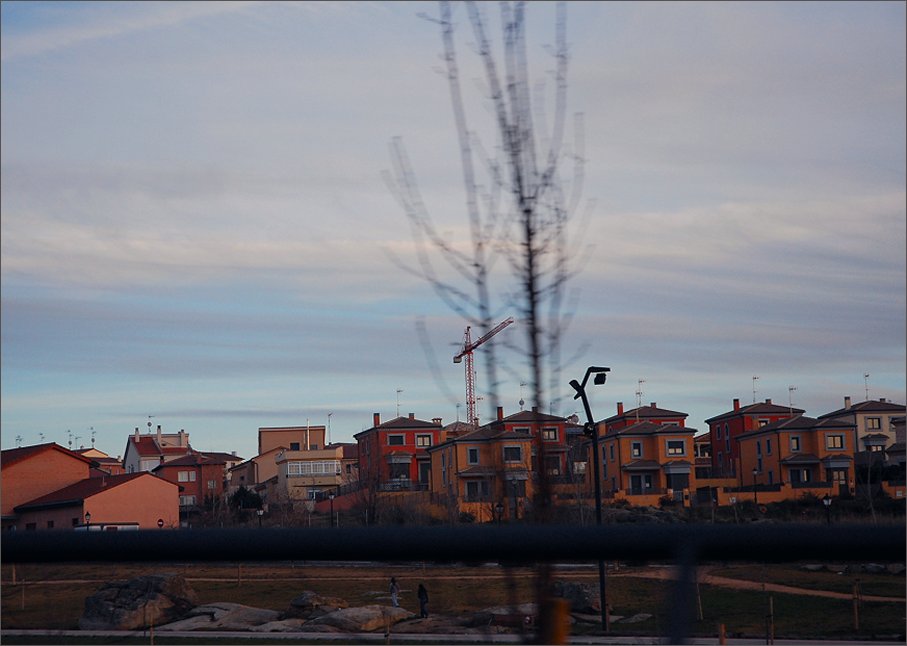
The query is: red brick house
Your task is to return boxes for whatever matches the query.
[705,398,804,477]
[354,413,444,491]
[152,451,243,511]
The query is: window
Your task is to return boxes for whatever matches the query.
[287,460,342,476]
[725,437,730,452]
[71,518,79,527]
[467,447,479,465]
[416,434,432,447]
[767,471,774,484]
[766,438,772,455]
[545,455,561,476]
[756,441,762,456]
[387,435,404,446]
[179,495,197,506]
[790,436,800,452]
[542,427,558,441]
[666,440,685,456]
[46,520,54,529]
[715,426,721,439]
[178,471,196,482]
[758,419,769,427]
[866,417,882,430]
[290,442,300,451]
[609,445,614,461]
[465,480,490,502]
[503,446,522,462]
[207,480,216,490]
[631,442,642,458]
[308,489,322,500]
[825,434,845,450]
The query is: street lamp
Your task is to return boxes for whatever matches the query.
[569,365,611,633]
[752,468,759,506]
[256,508,264,528]
[822,494,832,525]
[84,511,91,530]
[328,492,336,528]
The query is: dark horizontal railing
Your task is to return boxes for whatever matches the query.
[3,523,903,565]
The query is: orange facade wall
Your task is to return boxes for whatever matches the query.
[84,475,179,528]
[1,450,90,517]
[259,427,326,454]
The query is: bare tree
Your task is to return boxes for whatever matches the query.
[389,3,590,640]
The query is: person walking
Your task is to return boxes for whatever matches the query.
[389,577,400,608]
[417,583,429,618]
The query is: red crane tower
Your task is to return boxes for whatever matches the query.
[453,317,515,426]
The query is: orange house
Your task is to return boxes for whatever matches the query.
[737,415,856,499]
[1,443,95,530]
[599,421,698,506]
[12,472,179,531]
[428,416,534,522]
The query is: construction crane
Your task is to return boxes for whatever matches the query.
[453,317,515,426]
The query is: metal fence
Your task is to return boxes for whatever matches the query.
[4,523,904,643]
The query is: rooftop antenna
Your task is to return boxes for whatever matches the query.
[39,432,45,443]
[635,379,646,421]
[15,435,23,448]
[147,415,154,433]
[864,373,870,401]
[90,427,96,447]
[519,382,526,411]
[752,376,760,403]
[327,412,333,445]
[396,388,403,417]
[67,430,73,449]
[788,386,797,415]
[456,402,462,423]
[74,435,82,449]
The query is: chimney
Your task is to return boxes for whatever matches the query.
[408,412,415,420]
[880,397,886,403]
[232,450,237,456]
[617,402,624,415]
[178,430,186,447]
[844,396,852,409]
[650,402,656,409]
[532,406,539,413]
[373,413,380,427]
[733,398,740,411]
[159,455,164,464]
[497,406,504,421]
[765,398,772,404]
[134,427,140,439]
[156,424,162,444]
[432,417,442,426]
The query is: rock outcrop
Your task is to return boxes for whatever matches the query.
[79,573,198,630]
[302,604,414,632]
[156,602,281,631]
[284,590,349,619]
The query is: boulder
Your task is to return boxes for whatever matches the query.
[156,602,281,631]
[620,612,653,624]
[79,573,197,630]
[285,590,349,619]
[250,618,309,632]
[862,563,887,574]
[552,581,600,613]
[304,604,414,632]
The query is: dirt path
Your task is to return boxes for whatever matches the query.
[612,566,905,603]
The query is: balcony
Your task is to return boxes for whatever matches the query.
[378,479,428,492]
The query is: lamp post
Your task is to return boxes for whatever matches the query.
[752,468,759,506]
[570,365,611,633]
[84,511,91,530]
[256,508,263,528]
[329,492,336,528]
[822,494,832,525]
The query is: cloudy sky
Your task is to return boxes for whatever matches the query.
[2,1,904,461]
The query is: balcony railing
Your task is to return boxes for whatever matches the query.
[378,479,428,492]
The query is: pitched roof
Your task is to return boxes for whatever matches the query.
[502,409,567,424]
[706,401,804,424]
[818,399,906,419]
[1,442,94,469]
[738,415,854,439]
[354,416,442,438]
[603,404,688,424]
[14,473,171,512]
[604,421,694,437]
[126,435,191,458]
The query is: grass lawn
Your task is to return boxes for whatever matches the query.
[1,562,904,640]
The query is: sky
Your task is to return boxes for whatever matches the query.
[2,1,905,461]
